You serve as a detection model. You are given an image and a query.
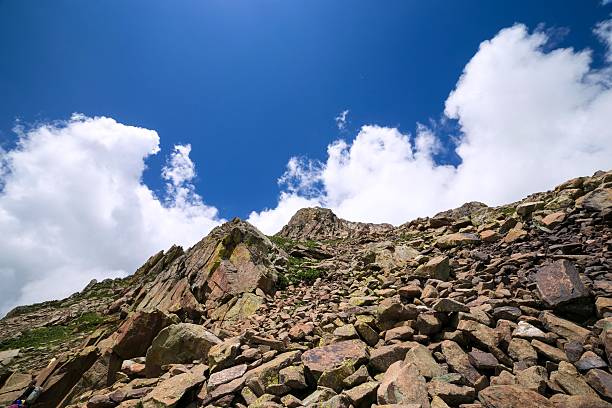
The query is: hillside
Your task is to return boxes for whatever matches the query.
[0,170,611,408]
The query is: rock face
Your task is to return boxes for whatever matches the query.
[1,169,612,408]
[133,218,281,320]
[278,207,393,240]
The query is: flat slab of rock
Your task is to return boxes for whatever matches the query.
[478,385,554,408]
[377,361,430,408]
[535,260,591,310]
[301,340,368,378]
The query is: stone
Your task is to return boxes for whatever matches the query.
[577,187,612,212]
[343,381,378,408]
[468,349,498,370]
[333,324,358,339]
[207,364,247,390]
[355,320,379,346]
[112,310,173,360]
[585,368,612,400]
[436,233,480,249]
[512,321,547,341]
[550,361,597,396]
[208,336,241,372]
[301,339,369,379]
[416,313,443,335]
[515,365,547,393]
[427,380,476,405]
[377,297,417,330]
[385,325,415,342]
[534,260,591,312]
[433,298,469,313]
[145,323,222,376]
[540,311,591,343]
[369,342,417,373]
[289,322,315,341]
[531,340,568,363]
[0,349,19,367]
[503,228,527,243]
[492,306,521,322]
[541,211,565,228]
[516,201,544,217]
[318,360,356,392]
[575,351,607,371]
[279,365,307,390]
[413,256,451,281]
[377,361,430,408]
[302,386,338,406]
[596,297,612,317]
[549,394,612,408]
[478,385,554,408]
[342,365,371,388]
[142,371,205,407]
[480,230,499,243]
[441,340,485,389]
[404,344,445,379]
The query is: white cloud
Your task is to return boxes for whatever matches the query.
[248,22,612,234]
[595,18,612,61]
[0,115,222,315]
[335,109,350,130]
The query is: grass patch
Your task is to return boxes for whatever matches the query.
[276,256,323,288]
[0,312,106,351]
[269,235,295,251]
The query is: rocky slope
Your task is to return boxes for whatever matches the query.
[0,170,611,408]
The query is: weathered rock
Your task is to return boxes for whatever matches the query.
[145,323,221,376]
[433,298,469,313]
[534,260,592,316]
[112,310,172,360]
[343,381,378,408]
[549,394,612,408]
[585,368,612,400]
[550,361,597,396]
[404,344,445,378]
[208,336,241,372]
[377,361,430,408]
[413,256,451,281]
[142,370,205,407]
[478,385,554,408]
[301,339,368,379]
[279,365,307,390]
[436,233,480,249]
[441,340,485,389]
[540,311,591,343]
[427,379,476,405]
[207,364,247,390]
[369,342,417,373]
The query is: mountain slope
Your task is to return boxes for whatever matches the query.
[0,170,610,407]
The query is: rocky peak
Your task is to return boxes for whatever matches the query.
[278,207,393,241]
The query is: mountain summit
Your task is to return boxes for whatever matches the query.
[0,170,611,407]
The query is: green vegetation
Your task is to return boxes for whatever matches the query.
[0,311,106,351]
[277,255,323,289]
[269,235,295,251]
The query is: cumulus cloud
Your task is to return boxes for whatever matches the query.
[0,115,222,315]
[249,22,612,234]
[335,109,350,130]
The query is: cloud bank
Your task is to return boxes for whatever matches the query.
[248,23,612,233]
[0,115,222,314]
[2,21,612,313]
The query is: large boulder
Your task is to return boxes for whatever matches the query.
[478,385,554,408]
[112,310,173,360]
[145,323,222,376]
[534,260,592,317]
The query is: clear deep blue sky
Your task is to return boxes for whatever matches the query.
[1,1,608,218]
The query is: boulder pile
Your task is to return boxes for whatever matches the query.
[0,170,611,408]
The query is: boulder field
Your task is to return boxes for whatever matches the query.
[0,170,611,408]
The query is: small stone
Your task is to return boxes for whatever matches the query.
[585,368,612,400]
[427,380,476,405]
[492,306,521,322]
[575,351,608,371]
[279,365,307,390]
[404,344,445,379]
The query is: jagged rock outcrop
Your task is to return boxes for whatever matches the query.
[130,218,282,321]
[278,207,393,241]
[1,169,611,408]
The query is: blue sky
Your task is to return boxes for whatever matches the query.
[2,1,612,312]
[1,1,608,217]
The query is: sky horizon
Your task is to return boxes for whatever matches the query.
[1,1,612,314]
